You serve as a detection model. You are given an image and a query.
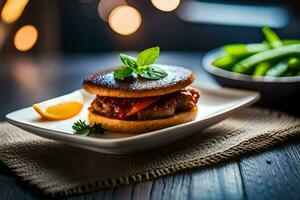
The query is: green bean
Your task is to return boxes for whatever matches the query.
[233,44,300,73]
[253,61,272,76]
[287,57,300,70]
[212,55,241,70]
[283,40,300,45]
[224,43,270,56]
[262,27,283,48]
[266,59,289,77]
[277,57,300,76]
[283,71,294,76]
[224,40,300,57]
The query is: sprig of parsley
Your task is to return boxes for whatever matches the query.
[113,46,168,80]
[72,120,105,136]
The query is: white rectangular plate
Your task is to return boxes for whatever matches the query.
[6,86,260,154]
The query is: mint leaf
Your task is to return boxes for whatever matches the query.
[115,46,167,80]
[113,67,133,80]
[120,54,137,70]
[140,65,167,80]
[136,46,160,67]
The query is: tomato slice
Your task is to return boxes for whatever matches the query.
[126,97,160,117]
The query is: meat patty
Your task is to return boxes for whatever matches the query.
[89,87,200,120]
[176,87,200,111]
[137,98,177,120]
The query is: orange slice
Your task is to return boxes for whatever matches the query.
[33,91,84,120]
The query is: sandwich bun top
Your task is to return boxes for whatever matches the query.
[83,65,195,98]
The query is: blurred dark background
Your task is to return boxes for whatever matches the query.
[0,0,300,54]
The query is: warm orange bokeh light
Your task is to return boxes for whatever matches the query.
[108,5,142,35]
[14,25,38,52]
[1,0,29,24]
[151,0,181,12]
[98,0,127,22]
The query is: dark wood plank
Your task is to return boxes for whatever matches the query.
[164,173,191,200]
[132,181,153,200]
[189,163,244,200]
[148,173,191,200]
[240,141,300,200]
[68,164,243,200]
[112,185,133,200]
[0,164,40,200]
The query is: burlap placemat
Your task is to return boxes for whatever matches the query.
[0,108,300,197]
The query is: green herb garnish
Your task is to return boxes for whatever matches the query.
[140,65,168,80]
[113,46,168,80]
[72,120,105,136]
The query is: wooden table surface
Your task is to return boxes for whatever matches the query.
[0,52,300,200]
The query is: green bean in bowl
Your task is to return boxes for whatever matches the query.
[211,27,300,77]
[202,27,300,104]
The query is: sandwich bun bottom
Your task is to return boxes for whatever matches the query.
[88,107,198,134]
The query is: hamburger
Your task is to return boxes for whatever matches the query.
[83,65,200,133]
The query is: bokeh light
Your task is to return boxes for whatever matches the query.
[14,25,38,52]
[98,0,127,22]
[12,58,56,99]
[12,59,41,92]
[151,0,181,12]
[1,0,29,24]
[108,6,142,35]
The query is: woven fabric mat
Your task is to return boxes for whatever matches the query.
[1,108,300,197]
